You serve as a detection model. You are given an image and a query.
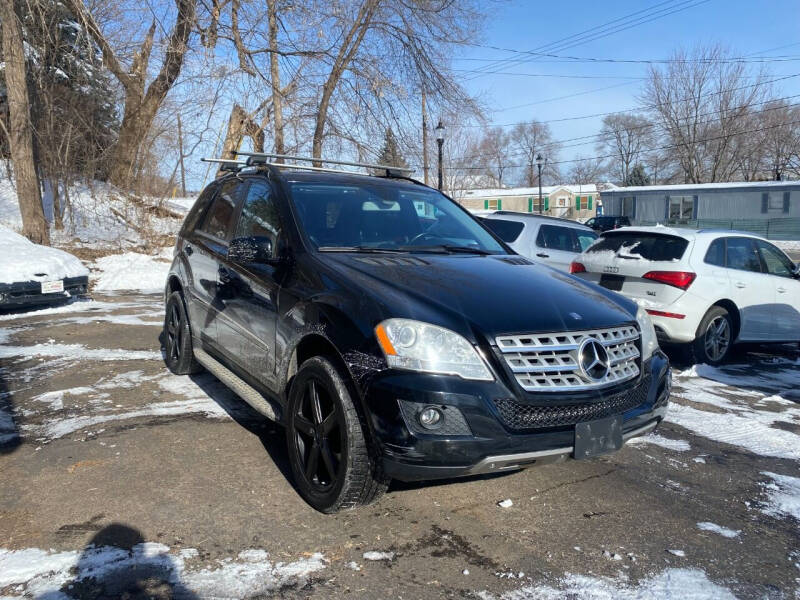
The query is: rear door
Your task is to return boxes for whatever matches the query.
[215,177,283,382]
[578,231,692,306]
[186,179,242,352]
[723,237,773,340]
[754,239,800,341]
[534,224,590,271]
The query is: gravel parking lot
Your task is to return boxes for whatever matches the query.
[1,293,799,599]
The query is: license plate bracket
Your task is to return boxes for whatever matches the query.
[599,274,624,291]
[40,280,64,294]
[574,415,623,459]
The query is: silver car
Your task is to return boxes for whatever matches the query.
[481,212,598,272]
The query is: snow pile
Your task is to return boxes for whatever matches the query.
[90,248,173,292]
[0,224,88,284]
[0,175,194,249]
[362,551,394,561]
[477,568,736,600]
[760,471,800,522]
[775,240,800,252]
[0,543,326,598]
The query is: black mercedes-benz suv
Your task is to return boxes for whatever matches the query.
[164,156,671,513]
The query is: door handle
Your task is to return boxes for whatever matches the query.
[536,252,549,258]
[185,244,193,256]
[734,281,746,288]
[217,266,232,285]
[777,286,787,293]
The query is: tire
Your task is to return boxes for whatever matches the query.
[692,306,734,366]
[286,356,388,513]
[164,291,202,375]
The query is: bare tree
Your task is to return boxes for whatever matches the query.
[758,100,800,180]
[510,120,560,186]
[642,45,769,183]
[597,113,652,184]
[476,127,512,187]
[0,0,49,243]
[63,0,196,188]
[567,156,606,185]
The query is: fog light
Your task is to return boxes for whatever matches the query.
[418,406,442,429]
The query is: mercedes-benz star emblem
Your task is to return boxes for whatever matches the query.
[578,338,610,382]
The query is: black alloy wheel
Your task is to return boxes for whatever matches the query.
[164,291,202,375]
[286,356,388,513]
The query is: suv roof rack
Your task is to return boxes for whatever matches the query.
[202,152,414,179]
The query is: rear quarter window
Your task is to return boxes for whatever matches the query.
[482,218,525,242]
[586,232,689,261]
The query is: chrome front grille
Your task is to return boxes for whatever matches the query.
[495,326,641,392]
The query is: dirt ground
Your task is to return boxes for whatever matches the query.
[1,293,798,599]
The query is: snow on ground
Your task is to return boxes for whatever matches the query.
[477,568,737,600]
[696,522,740,538]
[775,240,800,252]
[0,543,325,599]
[90,247,173,292]
[627,433,691,452]
[760,472,800,522]
[0,175,193,249]
[667,364,800,460]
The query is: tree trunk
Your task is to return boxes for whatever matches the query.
[267,0,285,158]
[421,88,429,186]
[0,0,50,244]
[177,114,186,195]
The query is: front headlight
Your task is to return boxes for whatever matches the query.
[375,319,494,381]
[636,306,658,360]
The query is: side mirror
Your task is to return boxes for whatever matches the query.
[228,236,275,265]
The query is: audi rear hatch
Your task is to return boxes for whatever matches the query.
[570,230,694,308]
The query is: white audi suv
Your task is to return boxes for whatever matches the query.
[571,227,800,364]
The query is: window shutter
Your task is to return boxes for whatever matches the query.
[692,195,699,220]
[761,193,768,213]
[497,198,502,210]
[484,199,488,210]
[664,196,670,221]
[783,191,790,213]
[575,195,581,210]
[544,196,549,211]
[632,197,637,220]
[588,196,593,210]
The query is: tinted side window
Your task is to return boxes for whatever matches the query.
[704,238,725,267]
[236,180,281,238]
[181,184,217,236]
[755,240,794,277]
[536,225,576,252]
[575,230,598,251]
[199,180,240,241]
[482,218,525,242]
[725,238,761,273]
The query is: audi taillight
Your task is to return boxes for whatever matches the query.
[570,261,586,274]
[643,270,696,290]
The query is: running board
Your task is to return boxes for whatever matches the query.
[193,347,281,422]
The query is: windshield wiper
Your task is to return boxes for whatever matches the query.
[317,245,408,254]
[397,244,495,255]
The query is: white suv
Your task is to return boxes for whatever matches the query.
[481,212,598,272]
[571,227,800,364]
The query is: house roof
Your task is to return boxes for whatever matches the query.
[603,180,800,194]
[459,184,598,198]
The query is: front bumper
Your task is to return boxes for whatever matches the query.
[0,275,89,309]
[364,351,670,482]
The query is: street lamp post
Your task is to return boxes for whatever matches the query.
[535,153,545,214]
[435,121,445,191]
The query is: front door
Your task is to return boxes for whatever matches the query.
[216,178,282,386]
[754,240,800,341]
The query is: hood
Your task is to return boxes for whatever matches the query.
[321,253,637,341]
[0,226,89,284]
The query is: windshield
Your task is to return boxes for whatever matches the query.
[288,181,507,254]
